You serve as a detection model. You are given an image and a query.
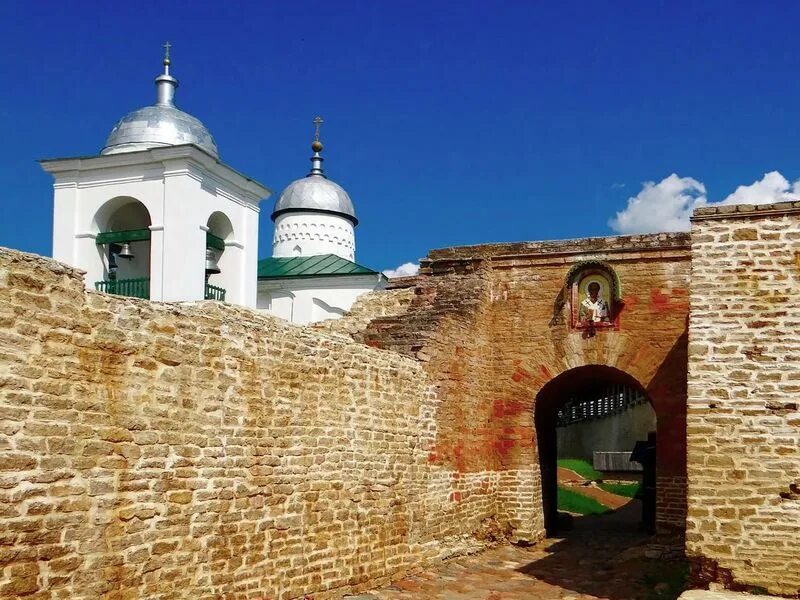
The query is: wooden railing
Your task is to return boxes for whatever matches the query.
[204,283,226,302]
[95,279,226,302]
[95,278,150,300]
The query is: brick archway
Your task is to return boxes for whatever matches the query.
[534,364,654,534]
[361,233,690,544]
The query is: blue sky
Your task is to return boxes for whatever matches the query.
[1,1,799,273]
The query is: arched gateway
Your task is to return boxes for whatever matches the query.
[361,232,690,543]
[535,365,656,533]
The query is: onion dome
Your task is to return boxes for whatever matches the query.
[101,43,219,158]
[271,117,357,225]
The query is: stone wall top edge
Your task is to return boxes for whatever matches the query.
[425,232,691,262]
[0,246,421,369]
[487,250,692,270]
[108,293,424,366]
[0,246,86,279]
[691,199,800,221]
[386,275,422,289]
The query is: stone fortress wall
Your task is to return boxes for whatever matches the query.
[312,286,416,338]
[1,201,800,597]
[357,234,692,537]
[0,249,504,599]
[687,202,800,595]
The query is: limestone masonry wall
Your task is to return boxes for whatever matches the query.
[0,248,499,599]
[313,288,415,338]
[359,265,518,537]
[688,202,800,596]
[7,208,800,597]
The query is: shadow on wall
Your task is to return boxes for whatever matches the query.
[645,329,688,483]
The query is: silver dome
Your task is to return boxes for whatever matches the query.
[272,146,357,224]
[272,175,357,223]
[100,50,219,158]
[101,104,219,157]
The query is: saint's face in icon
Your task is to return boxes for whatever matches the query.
[579,281,610,323]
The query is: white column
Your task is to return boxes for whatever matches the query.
[220,242,244,305]
[148,225,165,301]
[161,169,206,302]
[242,205,260,308]
[74,234,102,290]
[51,182,79,265]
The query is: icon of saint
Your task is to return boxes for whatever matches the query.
[579,281,610,324]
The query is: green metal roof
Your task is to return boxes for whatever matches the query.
[257,254,382,279]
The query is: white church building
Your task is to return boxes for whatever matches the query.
[40,47,385,324]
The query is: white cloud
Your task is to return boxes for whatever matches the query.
[608,174,707,234]
[720,171,799,205]
[383,262,419,278]
[609,171,800,234]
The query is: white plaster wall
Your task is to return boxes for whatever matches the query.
[242,207,260,308]
[43,148,267,308]
[160,163,206,303]
[272,212,355,261]
[257,275,385,325]
[53,170,165,292]
[556,402,656,463]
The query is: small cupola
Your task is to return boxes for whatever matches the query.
[101,42,219,158]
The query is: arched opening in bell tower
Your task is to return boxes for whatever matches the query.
[92,197,152,299]
[534,365,657,537]
[205,211,235,301]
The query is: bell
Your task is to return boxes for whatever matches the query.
[117,242,135,260]
[205,247,221,275]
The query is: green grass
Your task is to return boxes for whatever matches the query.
[557,486,611,515]
[599,481,642,498]
[557,458,603,481]
[747,587,769,595]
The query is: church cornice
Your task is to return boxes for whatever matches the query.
[40,144,271,205]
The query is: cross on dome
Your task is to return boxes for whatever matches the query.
[99,42,219,157]
[313,116,323,142]
[271,115,358,226]
[310,116,325,175]
[162,41,172,74]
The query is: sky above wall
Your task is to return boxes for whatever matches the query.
[1,1,799,276]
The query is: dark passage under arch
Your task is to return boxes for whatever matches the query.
[534,365,656,535]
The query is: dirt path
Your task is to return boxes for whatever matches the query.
[557,467,586,483]
[571,484,631,510]
[557,467,632,510]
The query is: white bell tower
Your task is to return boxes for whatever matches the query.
[41,45,270,308]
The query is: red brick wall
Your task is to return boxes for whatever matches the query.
[365,233,691,541]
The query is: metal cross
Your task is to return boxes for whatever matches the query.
[313,116,323,141]
[163,41,172,61]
